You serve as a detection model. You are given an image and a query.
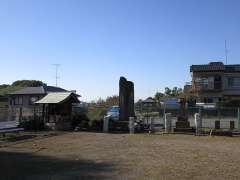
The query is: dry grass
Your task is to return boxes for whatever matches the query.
[1,132,240,179]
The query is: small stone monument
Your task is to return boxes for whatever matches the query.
[176,98,190,129]
[165,113,172,133]
[194,113,202,135]
[129,117,135,134]
[119,77,135,121]
[103,116,109,133]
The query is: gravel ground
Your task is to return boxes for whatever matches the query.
[1,132,240,180]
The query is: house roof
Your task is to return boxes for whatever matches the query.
[190,62,240,72]
[143,97,156,103]
[44,86,68,93]
[9,86,68,95]
[9,86,45,95]
[35,92,80,104]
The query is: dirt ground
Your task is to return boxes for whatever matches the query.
[1,132,240,180]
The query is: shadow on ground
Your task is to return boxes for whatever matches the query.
[0,151,115,180]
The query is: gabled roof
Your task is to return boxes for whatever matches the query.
[35,92,80,104]
[9,86,68,95]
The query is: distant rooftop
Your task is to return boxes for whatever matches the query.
[9,86,68,95]
[190,62,240,72]
[143,97,156,103]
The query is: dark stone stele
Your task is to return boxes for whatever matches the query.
[119,77,135,121]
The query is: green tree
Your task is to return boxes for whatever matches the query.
[164,87,172,97]
[154,92,165,102]
[87,95,119,121]
[0,80,47,96]
[12,80,46,87]
[105,95,119,106]
[171,87,178,96]
[163,87,183,97]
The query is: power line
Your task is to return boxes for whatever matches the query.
[53,64,60,87]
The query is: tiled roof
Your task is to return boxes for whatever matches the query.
[190,62,240,72]
[9,86,45,95]
[9,86,68,95]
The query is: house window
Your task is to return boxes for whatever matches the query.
[195,77,214,90]
[203,97,213,103]
[228,77,240,88]
[14,96,23,105]
[228,78,234,87]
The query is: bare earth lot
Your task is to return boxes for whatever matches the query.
[1,132,240,180]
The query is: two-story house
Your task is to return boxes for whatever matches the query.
[190,62,240,104]
[8,86,68,119]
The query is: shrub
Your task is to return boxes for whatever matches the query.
[20,116,44,130]
[72,113,90,129]
[89,119,103,131]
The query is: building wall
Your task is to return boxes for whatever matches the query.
[8,94,45,119]
[223,72,240,91]
[192,71,240,103]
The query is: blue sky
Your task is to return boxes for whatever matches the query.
[1,0,240,101]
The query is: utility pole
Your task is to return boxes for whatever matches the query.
[225,40,228,64]
[53,64,60,87]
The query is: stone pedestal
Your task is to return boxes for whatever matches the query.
[129,117,135,134]
[165,113,172,133]
[176,116,190,129]
[147,117,155,133]
[195,113,202,135]
[175,98,190,129]
[103,116,109,133]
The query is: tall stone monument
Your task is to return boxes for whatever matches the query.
[119,77,135,121]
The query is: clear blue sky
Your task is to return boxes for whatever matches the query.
[1,0,240,101]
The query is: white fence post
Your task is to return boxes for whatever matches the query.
[165,113,172,133]
[149,117,154,133]
[195,113,202,135]
[103,116,109,133]
[129,117,135,134]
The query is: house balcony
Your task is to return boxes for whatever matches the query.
[191,85,222,93]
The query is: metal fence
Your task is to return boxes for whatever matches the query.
[136,107,240,130]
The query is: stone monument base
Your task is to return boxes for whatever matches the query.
[175,116,190,129]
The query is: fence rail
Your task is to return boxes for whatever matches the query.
[0,107,43,122]
[136,107,240,130]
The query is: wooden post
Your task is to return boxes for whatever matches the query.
[19,107,22,123]
[215,121,220,129]
[33,106,36,130]
[230,121,235,130]
[238,108,240,130]
[42,104,45,125]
